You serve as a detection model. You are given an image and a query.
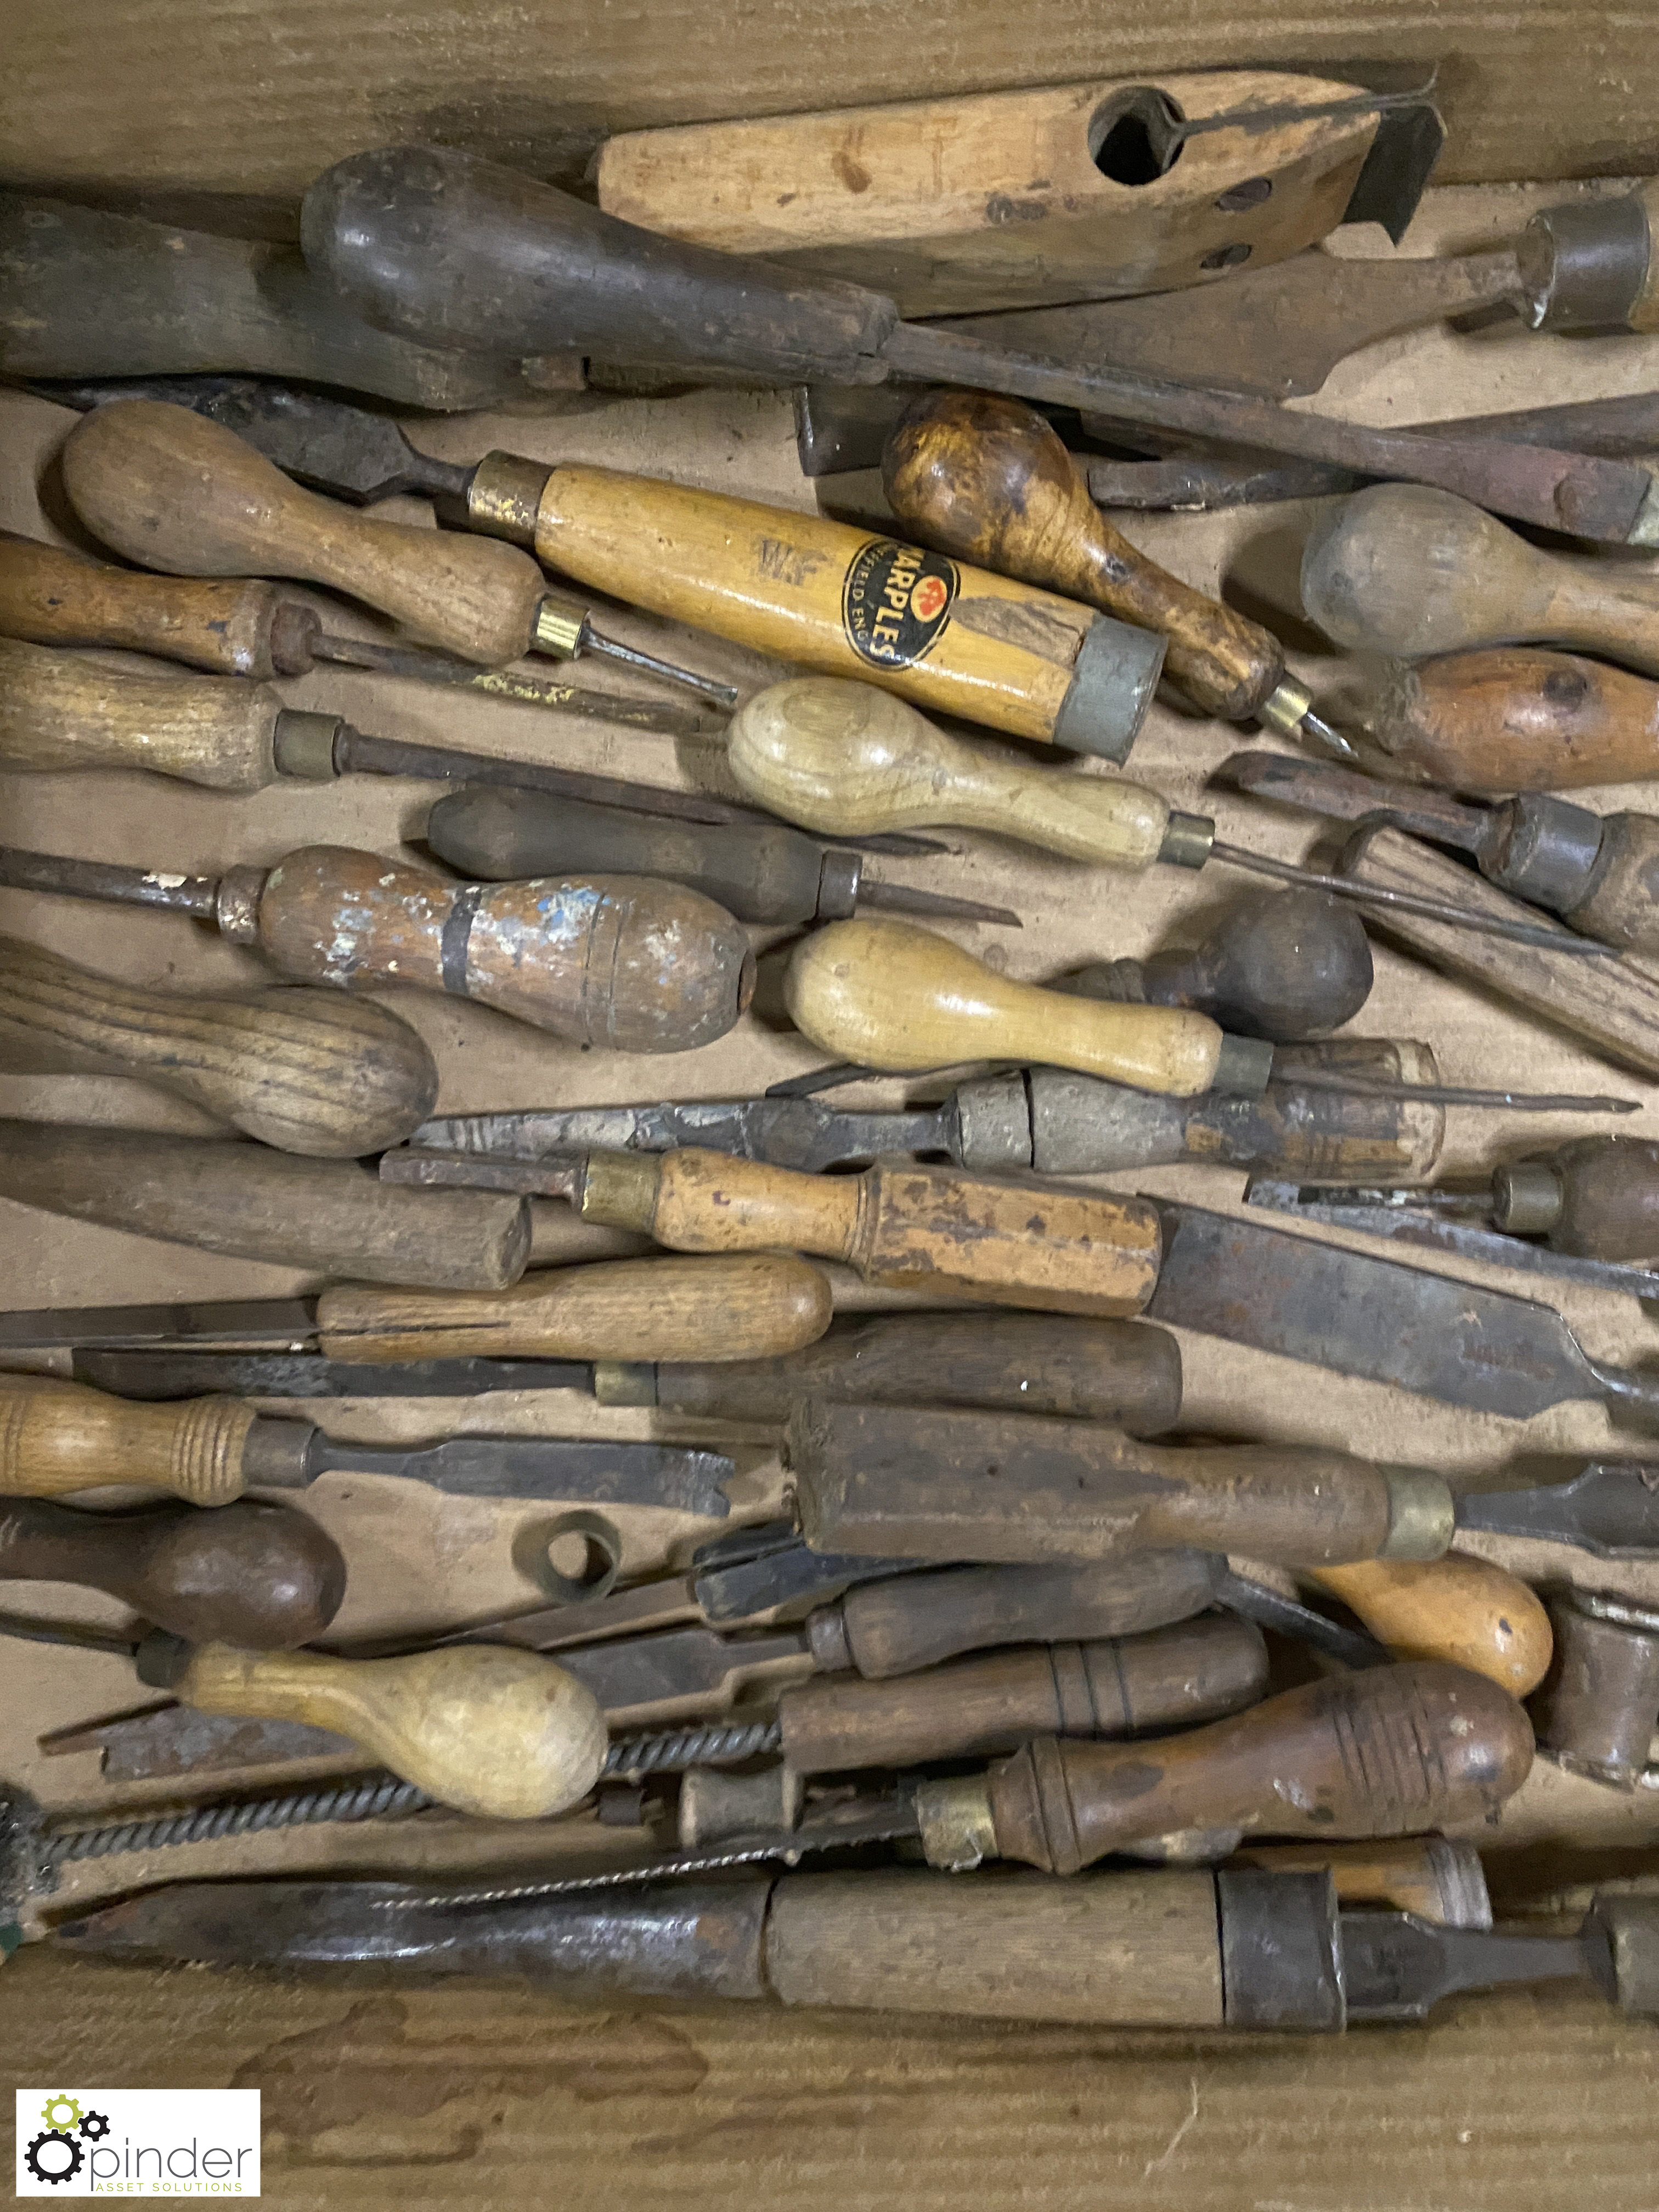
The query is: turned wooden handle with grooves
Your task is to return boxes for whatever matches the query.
[790,1400,1454,1568]
[787,918,1224,1096]
[1302,484,1659,673]
[0,933,437,1156]
[0,636,286,789]
[1363,647,1659,794]
[1308,1554,1554,1695]
[0,535,301,684]
[972,1661,1534,1874]
[314,1252,834,1363]
[579,1147,1163,1317]
[0,1494,346,1647]
[60,400,545,664]
[885,391,1283,720]
[157,1641,607,1821]
[0,1374,294,1506]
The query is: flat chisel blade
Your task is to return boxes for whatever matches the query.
[308,1437,734,1514]
[408,1096,956,1175]
[69,1351,599,1402]
[1457,1462,1659,1556]
[0,1299,320,1351]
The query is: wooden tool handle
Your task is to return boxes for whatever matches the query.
[1564,813,1659,952]
[1364,648,1659,794]
[0,534,295,680]
[825,1552,1224,1678]
[780,1612,1267,1774]
[727,679,1170,868]
[885,391,1282,719]
[0,933,438,1156]
[0,636,284,791]
[1124,888,1374,1043]
[1547,1135,1659,1259]
[1302,483,1659,670]
[1307,1555,1553,1695]
[171,1641,607,1820]
[316,1252,833,1363]
[791,1400,1449,1568]
[0,1121,532,1290]
[654,1311,1183,1431]
[250,845,754,1053]
[1229,1837,1489,1926]
[981,1661,1534,1873]
[0,1495,346,1646]
[0,1375,258,1504]
[60,400,544,664]
[787,918,1223,1097]
[1339,825,1659,1078]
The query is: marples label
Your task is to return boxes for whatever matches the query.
[842,540,957,668]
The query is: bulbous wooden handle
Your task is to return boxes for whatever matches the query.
[1364,648,1659,794]
[0,636,283,790]
[0,1495,346,1646]
[884,391,1282,719]
[0,533,291,680]
[727,679,1170,868]
[316,1252,834,1362]
[60,399,544,664]
[786,917,1223,1097]
[252,845,755,1052]
[0,1375,257,1504]
[1307,1555,1553,1695]
[1302,484,1659,670]
[0,933,438,1155]
[982,1661,1534,1872]
[174,1641,607,1819]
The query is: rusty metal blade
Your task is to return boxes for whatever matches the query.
[1458,1463,1659,1557]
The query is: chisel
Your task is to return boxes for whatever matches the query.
[61,397,1167,764]
[300,146,1659,545]
[1358,647,1659,795]
[424,782,1020,929]
[0,932,437,1158]
[728,679,1609,954]
[0,837,754,1054]
[1222,748,1659,953]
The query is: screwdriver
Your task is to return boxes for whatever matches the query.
[59,393,1167,764]
[1222,748,1659,953]
[424,782,1021,930]
[0,534,711,733]
[301,146,1659,545]
[883,389,1351,760]
[0,932,437,1158]
[1358,647,1659,797]
[727,679,1610,955]
[1,1496,346,1650]
[0,838,755,1054]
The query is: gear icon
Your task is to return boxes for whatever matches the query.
[40,2096,82,2131]
[78,2111,111,2142]
[25,2129,83,2185]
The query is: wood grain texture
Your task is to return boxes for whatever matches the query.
[1545,1135,1659,1258]
[728,678,1170,865]
[985,1661,1534,1872]
[315,1252,834,1362]
[1231,1836,1485,1923]
[1364,647,1659,792]
[0,537,292,681]
[174,1641,607,1820]
[60,401,544,663]
[1307,1555,1554,1695]
[1303,484,1659,670]
[0,1374,257,1504]
[0,933,439,1155]
[885,393,1280,718]
[0,635,283,788]
[1340,823,1659,1076]
[250,845,755,1052]
[0,1122,532,1288]
[786,918,1224,1096]
[1566,813,1659,951]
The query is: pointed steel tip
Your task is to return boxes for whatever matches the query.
[1299,710,1362,765]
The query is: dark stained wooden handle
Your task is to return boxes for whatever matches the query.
[653,1311,1183,1430]
[884,390,1282,719]
[249,847,755,1052]
[1363,647,1659,794]
[1545,1135,1659,1259]
[0,533,292,680]
[779,1612,1268,1773]
[983,1661,1534,1872]
[0,1494,345,1646]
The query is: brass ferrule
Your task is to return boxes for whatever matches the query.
[533,600,588,658]
[467,450,554,546]
[578,1150,664,1234]
[915,1774,997,1871]
[1256,675,1314,739]
[1378,1465,1457,1561]
[213,864,268,945]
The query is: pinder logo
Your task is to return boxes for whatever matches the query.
[16,2090,260,2196]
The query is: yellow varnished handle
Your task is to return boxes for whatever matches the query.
[786,918,1224,1097]
[1307,1554,1554,1695]
[728,678,1170,867]
[176,1643,607,1819]
[0,1375,256,1504]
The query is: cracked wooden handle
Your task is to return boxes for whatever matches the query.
[60,399,544,663]
[0,635,284,788]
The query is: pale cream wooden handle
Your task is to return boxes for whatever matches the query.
[728,678,1171,867]
[0,1375,256,1504]
[177,1643,607,1819]
[1308,1555,1554,1695]
[0,636,283,790]
[60,400,545,664]
[786,917,1224,1096]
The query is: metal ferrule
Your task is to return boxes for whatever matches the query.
[466,450,554,546]
[1378,1465,1457,1560]
[533,600,589,658]
[271,709,345,782]
[815,848,862,921]
[1255,675,1315,739]
[1049,613,1168,764]
[578,1151,663,1234]
[212,864,267,945]
[1490,1160,1565,1237]
[804,1604,855,1672]
[1486,793,1605,910]
[914,1775,997,1871]
[1210,1034,1276,1099]
[1517,193,1652,331]
[952,1070,1035,1172]
[1157,809,1217,872]
[591,1361,659,1407]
